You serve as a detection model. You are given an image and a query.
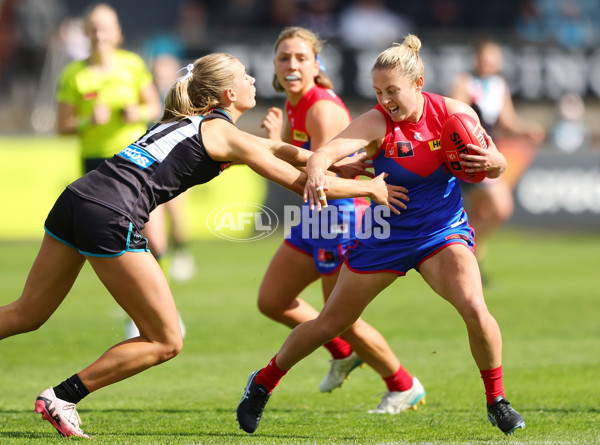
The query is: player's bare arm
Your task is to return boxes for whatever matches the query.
[304,109,386,205]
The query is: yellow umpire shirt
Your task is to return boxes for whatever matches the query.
[56,49,154,162]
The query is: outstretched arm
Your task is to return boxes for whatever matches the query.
[203,119,404,213]
[245,129,373,178]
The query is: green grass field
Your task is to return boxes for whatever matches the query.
[1,229,599,444]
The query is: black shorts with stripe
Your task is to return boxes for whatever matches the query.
[44,188,149,257]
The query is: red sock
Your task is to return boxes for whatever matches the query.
[383,366,413,392]
[255,355,288,393]
[480,365,504,406]
[323,337,352,359]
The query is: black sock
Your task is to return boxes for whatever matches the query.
[53,374,90,404]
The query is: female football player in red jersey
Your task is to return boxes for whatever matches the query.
[0,53,404,439]
[257,26,425,413]
[237,35,525,437]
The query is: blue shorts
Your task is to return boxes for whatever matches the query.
[44,188,150,257]
[284,202,363,275]
[345,217,475,276]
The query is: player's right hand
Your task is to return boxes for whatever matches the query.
[261,107,284,141]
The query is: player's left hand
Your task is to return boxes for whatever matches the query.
[460,132,507,179]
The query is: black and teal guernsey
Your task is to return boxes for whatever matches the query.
[67,109,232,231]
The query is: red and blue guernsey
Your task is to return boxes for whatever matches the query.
[285,85,367,275]
[346,92,476,275]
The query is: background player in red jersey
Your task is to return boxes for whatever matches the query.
[257,27,425,413]
[237,35,525,437]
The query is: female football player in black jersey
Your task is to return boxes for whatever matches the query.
[0,53,407,438]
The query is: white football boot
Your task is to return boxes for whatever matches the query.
[368,377,426,414]
[34,387,90,438]
[319,351,364,392]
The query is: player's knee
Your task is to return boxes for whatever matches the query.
[257,292,286,319]
[458,300,489,326]
[8,303,49,334]
[156,337,183,363]
[315,317,348,342]
[17,316,46,334]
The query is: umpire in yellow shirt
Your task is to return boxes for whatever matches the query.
[56,3,161,173]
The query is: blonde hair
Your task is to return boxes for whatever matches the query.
[161,53,238,123]
[272,26,333,92]
[372,34,425,83]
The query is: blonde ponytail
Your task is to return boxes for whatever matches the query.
[160,53,238,123]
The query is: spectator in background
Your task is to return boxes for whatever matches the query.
[0,0,18,94]
[338,0,412,49]
[296,0,340,40]
[268,0,299,29]
[212,0,268,39]
[176,0,209,52]
[8,0,68,126]
[450,38,545,274]
[550,92,590,153]
[514,0,549,45]
[515,0,599,49]
[547,0,595,50]
[427,0,462,30]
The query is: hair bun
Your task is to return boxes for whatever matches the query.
[404,34,422,54]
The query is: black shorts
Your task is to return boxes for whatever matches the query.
[44,188,149,257]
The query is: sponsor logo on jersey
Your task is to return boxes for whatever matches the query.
[293,129,309,142]
[118,145,157,170]
[385,141,414,158]
[429,139,441,151]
